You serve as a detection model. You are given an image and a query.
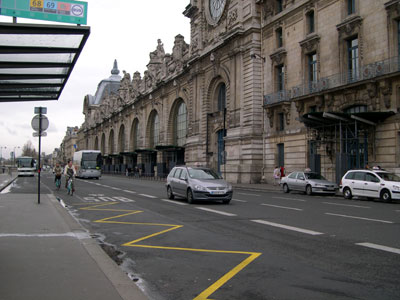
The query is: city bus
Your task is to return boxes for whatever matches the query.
[16,156,36,177]
[73,150,102,179]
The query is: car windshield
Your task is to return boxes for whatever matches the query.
[188,168,222,180]
[376,172,400,182]
[305,173,326,180]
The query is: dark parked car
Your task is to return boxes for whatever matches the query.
[166,166,233,204]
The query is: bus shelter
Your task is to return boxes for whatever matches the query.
[0,22,90,102]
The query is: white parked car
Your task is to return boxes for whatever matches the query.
[339,169,400,202]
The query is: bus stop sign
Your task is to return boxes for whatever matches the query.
[31,115,49,132]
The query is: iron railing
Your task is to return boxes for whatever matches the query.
[264,56,400,106]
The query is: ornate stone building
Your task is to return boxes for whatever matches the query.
[60,126,79,163]
[262,0,400,182]
[79,0,265,183]
[77,0,400,183]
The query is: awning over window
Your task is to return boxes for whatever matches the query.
[134,148,156,153]
[120,151,137,156]
[300,111,395,128]
[0,22,90,102]
[155,145,184,151]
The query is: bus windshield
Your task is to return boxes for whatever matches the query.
[81,153,102,169]
[17,157,35,168]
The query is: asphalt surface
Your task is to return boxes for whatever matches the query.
[6,173,400,300]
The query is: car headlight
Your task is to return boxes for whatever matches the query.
[194,184,207,192]
[315,183,324,187]
[392,185,400,191]
[226,184,233,191]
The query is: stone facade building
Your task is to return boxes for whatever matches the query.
[60,126,79,163]
[76,0,400,183]
[262,0,400,182]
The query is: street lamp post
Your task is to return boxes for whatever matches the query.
[0,146,6,166]
[13,146,20,166]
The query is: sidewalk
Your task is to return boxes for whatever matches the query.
[0,173,148,300]
[232,181,282,192]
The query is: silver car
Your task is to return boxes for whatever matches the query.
[166,166,233,204]
[281,171,338,195]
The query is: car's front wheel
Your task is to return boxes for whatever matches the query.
[167,186,175,200]
[283,183,290,193]
[380,189,392,202]
[187,188,194,204]
[343,187,352,199]
[306,185,313,196]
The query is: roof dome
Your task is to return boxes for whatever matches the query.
[90,59,122,105]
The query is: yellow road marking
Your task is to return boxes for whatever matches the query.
[78,202,262,300]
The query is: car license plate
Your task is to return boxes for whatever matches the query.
[210,190,225,195]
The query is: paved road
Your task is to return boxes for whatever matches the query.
[9,174,400,300]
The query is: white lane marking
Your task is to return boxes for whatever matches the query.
[139,194,157,199]
[232,198,247,203]
[356,242,400,255]
[272,196,306,202]
[195,207,237,217]
[0,232,90,239]
[261,203,303,211]
[123,190,137,194]
[111,187,121,190]
[323,202,370,209]
[161,199,188,206]
[252,220,324,236]
[237,192,260,197]
[325,213,393,224]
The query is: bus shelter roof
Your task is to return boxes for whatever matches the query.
[0,22,90,102]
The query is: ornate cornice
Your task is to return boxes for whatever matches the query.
[336,15,363,37]
[299,33,320,54]
[269,48,287,65]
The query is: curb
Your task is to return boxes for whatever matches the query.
[0,175,18,192]
[51,194,149,300]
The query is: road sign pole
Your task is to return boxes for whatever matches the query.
[38,110,42,205]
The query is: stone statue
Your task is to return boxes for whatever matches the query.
[172,34,189,72]
[132,71,142,98]
[156,39,165,59]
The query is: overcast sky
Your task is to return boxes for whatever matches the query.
[0,0,190,159]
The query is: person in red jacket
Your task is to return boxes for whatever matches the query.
[280,166,285,178]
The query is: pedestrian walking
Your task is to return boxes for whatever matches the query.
[273,166,280,186]
[280,166,285,178]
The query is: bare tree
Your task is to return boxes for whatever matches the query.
[21,141,37,158]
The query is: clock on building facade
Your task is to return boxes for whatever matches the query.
[206,0,226,25]
[209,0,226,22]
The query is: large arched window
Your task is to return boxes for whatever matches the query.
[101,133,106,154]
[217,83,226,112]
[149,112,159,148]
[345,105,367,114]
[174,101,187,146]
[118,124,125,153]
[131,119,140,150]
[109,129,115,154]
[94,136,99,151]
